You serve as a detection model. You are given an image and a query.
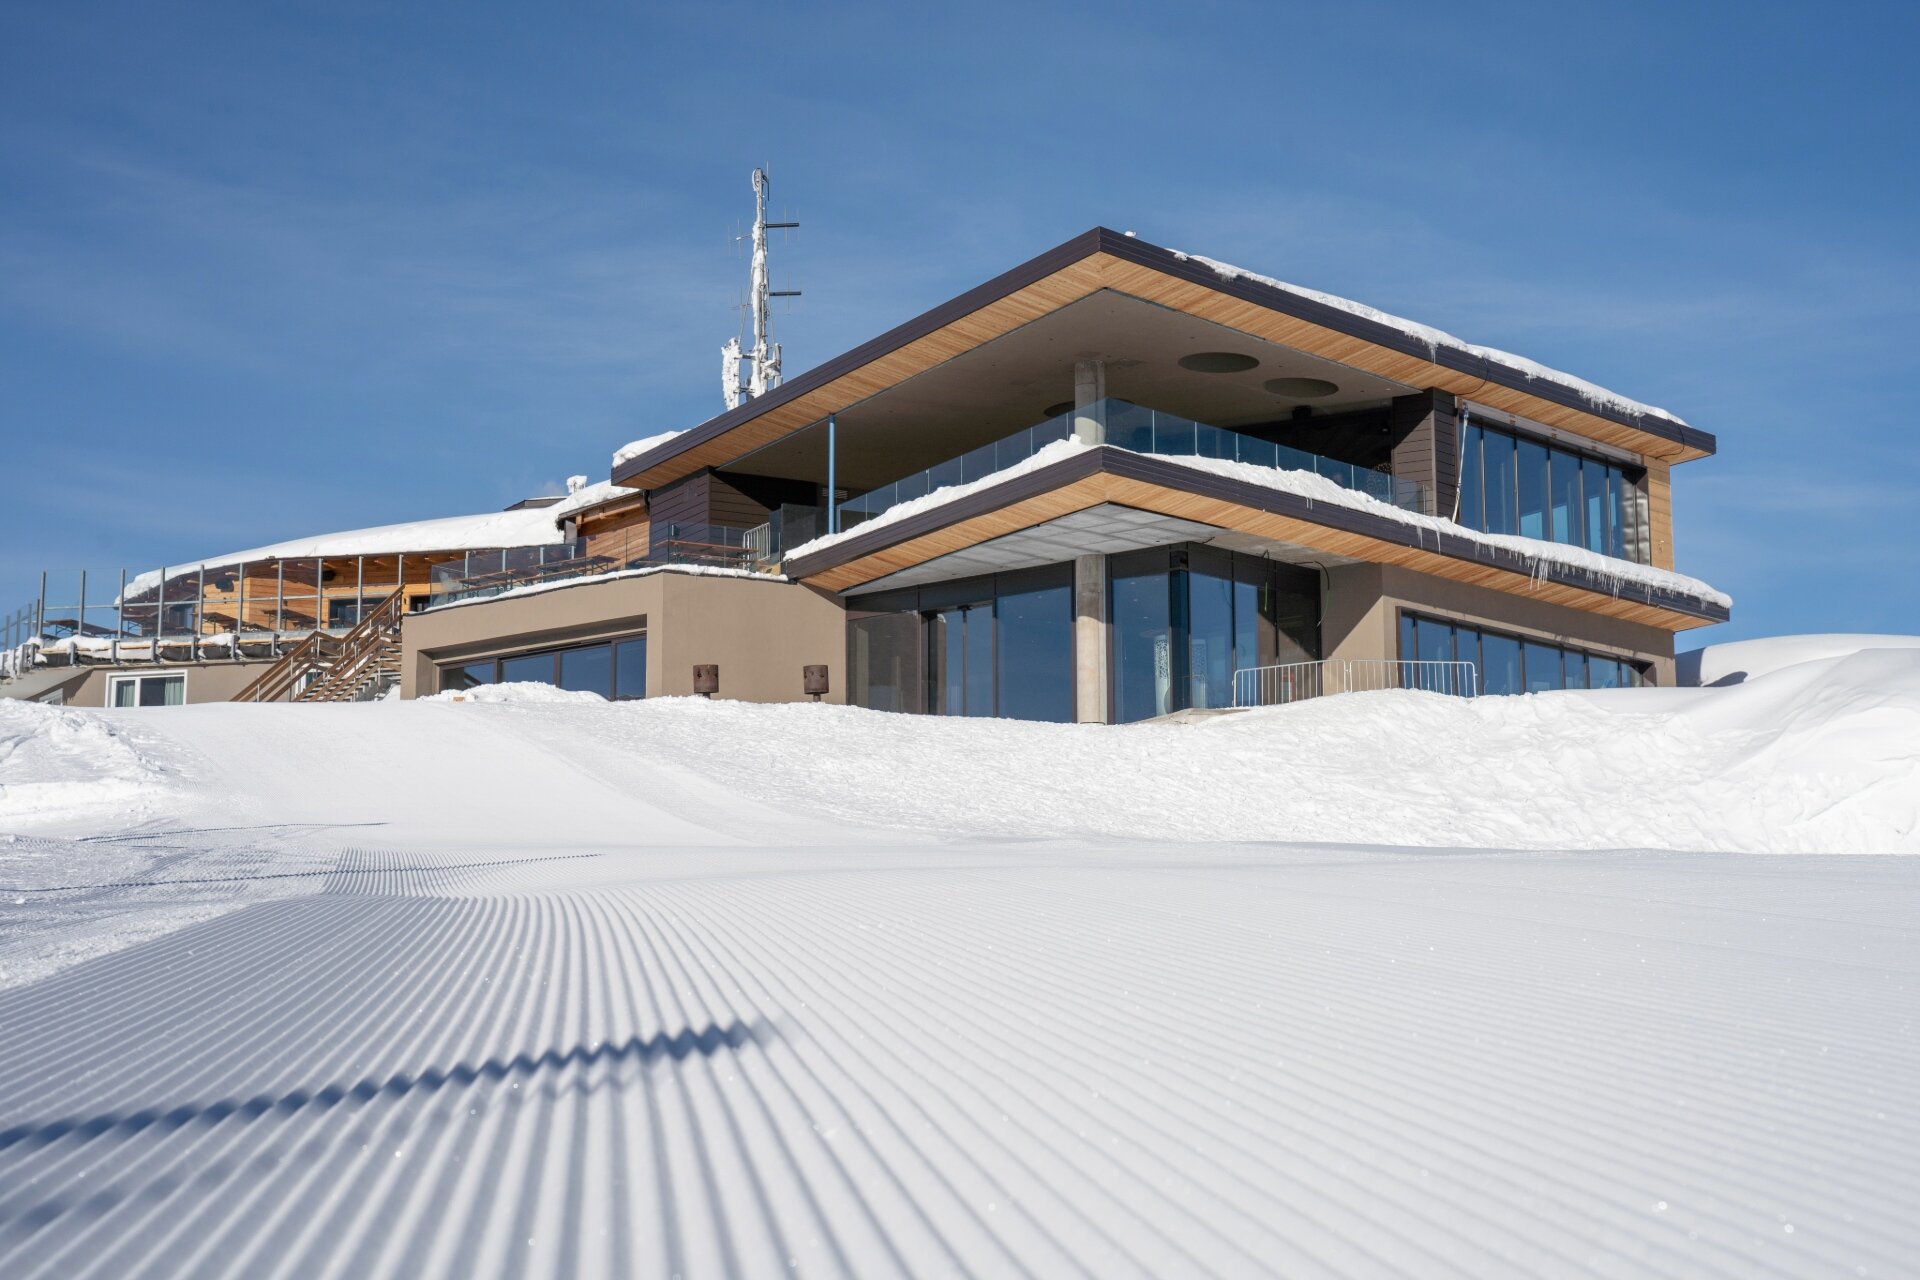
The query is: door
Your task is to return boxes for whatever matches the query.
[927,602,993,716]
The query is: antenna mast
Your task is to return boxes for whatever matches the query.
[723,167,800,410]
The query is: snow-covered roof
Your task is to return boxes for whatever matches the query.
[1175,252,1687,428]
[613,431,683,469]
[123,499,587,597]
[785,440,1730,610]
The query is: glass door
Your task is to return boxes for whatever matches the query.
[927,602,993,716]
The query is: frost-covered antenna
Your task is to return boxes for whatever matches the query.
[722,167,800,409]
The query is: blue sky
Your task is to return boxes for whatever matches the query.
[2,1,1915,645]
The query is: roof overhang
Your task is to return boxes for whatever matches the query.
[614,228,1715,491]
[781,447,1728,632]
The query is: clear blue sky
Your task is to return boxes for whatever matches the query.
[3,1,1915,645]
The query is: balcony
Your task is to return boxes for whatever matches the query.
[747,398,1429,563]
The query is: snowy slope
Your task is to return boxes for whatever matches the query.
[7,644,1912,856]
[1,641,1917,1276]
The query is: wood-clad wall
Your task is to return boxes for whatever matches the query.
[1387,390,1460,516]
[1644,459,1674,570]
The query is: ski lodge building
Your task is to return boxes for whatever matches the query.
[1,227,1729,720]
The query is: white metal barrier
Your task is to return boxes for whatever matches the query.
[1232,658,1479,708]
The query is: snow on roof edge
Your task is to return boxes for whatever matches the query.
[1175,252,1691,430]
[785,442,1730,611]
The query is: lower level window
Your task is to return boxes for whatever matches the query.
[108,672,186,707]
[437,633,647,700]
[1399,612,1645,695]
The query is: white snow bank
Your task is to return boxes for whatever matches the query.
[612,430,684,468]
[0,700,179,832]
[9,641,1912,854]
[428,681,605,705]
[786,439,1729,608]
[1679,633,1920,686]
[1179,252,1688,428]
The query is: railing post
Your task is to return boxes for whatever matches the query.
[115,569,126,665]
[77,569,87,658]
[826,413,838,535]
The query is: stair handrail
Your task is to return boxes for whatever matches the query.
[231,587,405,704]
[294,588,407,702]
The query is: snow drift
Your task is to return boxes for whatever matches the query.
[4,639,1916,855]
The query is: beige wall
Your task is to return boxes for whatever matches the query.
[1323,563,1677,684]
[400,570,849,704]
[4,658,283,707]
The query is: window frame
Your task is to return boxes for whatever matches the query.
[435,630,648,700]
[106,670,188,708]
[1396,609,1649,693]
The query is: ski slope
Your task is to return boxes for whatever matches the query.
[1,640,1917,1276]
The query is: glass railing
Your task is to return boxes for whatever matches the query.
[425,524,772,608]
[832,398,1428,533]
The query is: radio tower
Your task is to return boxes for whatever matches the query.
[722,167,800,410]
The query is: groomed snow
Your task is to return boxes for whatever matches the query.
[1178,252,1690,428]
[3,642,1915,1276]
[785,439,1731,609]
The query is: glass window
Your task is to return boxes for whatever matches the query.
[1562,649,1589,689]
[1483,429,1517,535]
[1517,439,1549,540]
[1549,449,1582,547]
[1112,557,1174,723]
[1457,424,1484,531]
[500,652,555,685]
[1582,457,1610,554]
[849,613,923,713]
[110,673,185,707]
[558,644,612,698]
[1187,560,1234,710]
[1610,468,1634,560]
[439,661,496,692]
[995,574,1073,723]
[1523,641,1563,693]
[1480,633,1523,696]
[614,637,648,701]
[1589,658,1623,690]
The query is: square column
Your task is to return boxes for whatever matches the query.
[1074,553,1109,723]
[1072,358,1107,446]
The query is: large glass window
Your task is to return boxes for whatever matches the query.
[1111,553,1175,724]
[846,567,1071,722]
[438,632,647,699]
[1456,418,1643,562]
[614,637,648,700]
[995,571,1073,723]
[1482,429,1517,535]
[1187,549,1235,710]
[1549,450,1583,547]
[1401,611,1646,695]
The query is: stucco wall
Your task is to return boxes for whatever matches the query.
[400,570,849,704]
[1322,563,1678,684]
[6,658,284,707]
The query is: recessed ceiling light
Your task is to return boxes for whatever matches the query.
[1043,402,1075,418]
[1178,351,1261,374]
[1265,377,1340,398]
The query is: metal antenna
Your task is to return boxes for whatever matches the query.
[722,167,800,410]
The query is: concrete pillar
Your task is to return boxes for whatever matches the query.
[1072,358,1107,446]
[1074,553,1109,723]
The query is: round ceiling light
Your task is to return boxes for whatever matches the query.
[1043,401,1075,419]
[1265,377,1340,398]
[1178,351,1261,374]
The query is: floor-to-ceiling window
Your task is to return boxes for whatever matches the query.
[1399,610,1646,693]
[1109,546,1321,723]
[437,632,647,699]
[1458,420,1644,561]
[846,565,1073,722]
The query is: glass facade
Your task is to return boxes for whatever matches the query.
[847,565,1074,722]
[1399,611,1645,694]
[1460,420,1641,560]
[1110,546,1319,723]
[437,632,648,700]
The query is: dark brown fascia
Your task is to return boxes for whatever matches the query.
[780,447,1731,625]
[610,228,1717,487]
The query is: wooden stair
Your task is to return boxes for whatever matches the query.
[231,588,407,704]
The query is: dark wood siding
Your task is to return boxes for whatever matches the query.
[1389,390,1460,517]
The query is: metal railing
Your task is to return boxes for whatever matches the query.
[1233,659,1480,708]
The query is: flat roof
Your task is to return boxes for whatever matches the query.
[613,228,1716,490]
